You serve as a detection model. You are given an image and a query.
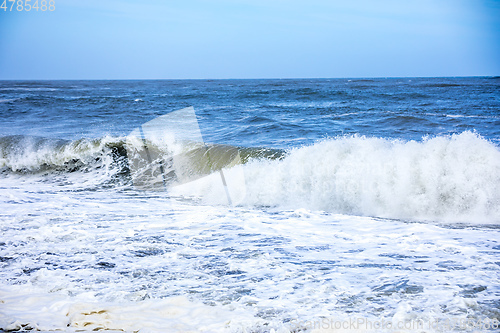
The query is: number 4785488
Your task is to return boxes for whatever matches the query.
[1,0,55,11]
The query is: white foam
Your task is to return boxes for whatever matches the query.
[2,131,499,223]
[0,136,121,172]
[0,98,17,103]
[236,131,500,223]
[1,131,499,332]
[0,193,498,332]
[0,285,272,332]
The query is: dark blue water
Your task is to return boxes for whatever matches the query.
[1,77,499,147]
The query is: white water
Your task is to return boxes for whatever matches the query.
[0,135,122,172]
[2,131,499,225]
[1,132,500,332]
[176,132,500,223]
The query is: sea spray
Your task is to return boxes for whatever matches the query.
[239,131,500,223]
[2,132,499,223]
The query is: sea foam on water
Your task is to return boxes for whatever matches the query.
[237,131,500,223]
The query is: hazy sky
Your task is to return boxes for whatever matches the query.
[1,0,499,79]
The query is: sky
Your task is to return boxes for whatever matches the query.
[0,0,499,79]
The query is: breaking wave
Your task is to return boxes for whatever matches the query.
[1,132,499,223]
[240,131,500,223]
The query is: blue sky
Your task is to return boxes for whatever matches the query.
[0,0,499,79]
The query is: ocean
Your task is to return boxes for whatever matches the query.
[0,77,499,332]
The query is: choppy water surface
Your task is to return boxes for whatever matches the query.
[0,78,499,332]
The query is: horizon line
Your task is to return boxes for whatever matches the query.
[0,75,499,81]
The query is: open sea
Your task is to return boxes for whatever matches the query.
[0,77,499,332]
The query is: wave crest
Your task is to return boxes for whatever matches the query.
[2,132,499,223]
[0,135,127,173]
[242,132,500,223]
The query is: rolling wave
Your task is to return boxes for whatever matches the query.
[0,135,281,177]
[239,131,500,223]
[1,132,499,223]
[0,135,128,174]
